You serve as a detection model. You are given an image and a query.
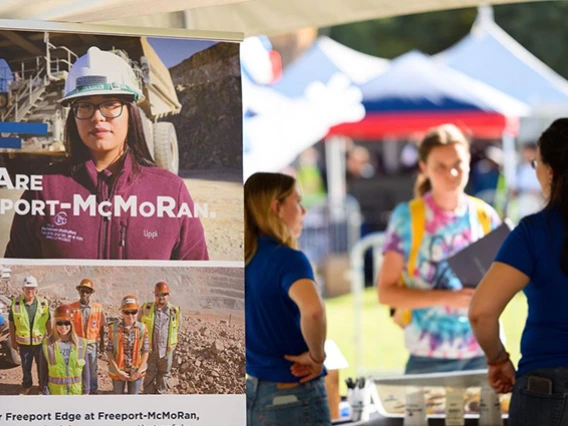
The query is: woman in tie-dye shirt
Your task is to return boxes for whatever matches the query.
[377,124,501,374]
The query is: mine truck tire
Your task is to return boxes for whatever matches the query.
[153,121,179,175]
[0,338,21,369]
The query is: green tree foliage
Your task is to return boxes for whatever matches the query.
[327,2,568,79]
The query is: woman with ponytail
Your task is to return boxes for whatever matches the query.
[245,172,330,426]
[470,119,568,425]
[377,124,501,374]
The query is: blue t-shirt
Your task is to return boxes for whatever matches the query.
[0,315,5,327]
[495,208,568,377]
[246,236,324,382]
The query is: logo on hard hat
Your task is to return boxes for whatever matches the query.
[77,75,107,87]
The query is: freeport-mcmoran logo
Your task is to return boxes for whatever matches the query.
[0,168,214,219]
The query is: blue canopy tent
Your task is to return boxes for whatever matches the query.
[327,50,530,197]
[435,5,568,142]
[331,50,530,140]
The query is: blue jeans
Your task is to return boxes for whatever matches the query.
[405,355,487,374]
[112,378,143,395]
[86,343,98,393]
[246,376,331,426]
[509,367,568,426]
[19,344,41,389]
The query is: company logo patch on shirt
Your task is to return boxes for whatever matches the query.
[143,230,158,239]
[41,219,84,244]
[91,320,97,327]
[54,211,68,226]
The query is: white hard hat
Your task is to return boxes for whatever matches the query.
[22,276,38,288]
[59,46,144,106]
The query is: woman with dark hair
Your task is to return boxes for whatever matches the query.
[5,47,208,260]
[470,119,568,425]
[245,172,330,426]
[377,124,501,374]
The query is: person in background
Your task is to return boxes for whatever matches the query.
[470,119,568,426]
[140,281,181,394]
[377,124,501,374]
[106,295,149,395]
[245,172,330,426]
[69,278,105,394]
[39,304,89,395]
[9,276,51,395]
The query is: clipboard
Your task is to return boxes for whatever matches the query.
[446,220,513,288]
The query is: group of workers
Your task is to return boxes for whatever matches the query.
[7,276,181,395]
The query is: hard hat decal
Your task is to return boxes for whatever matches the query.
[77,75,107,87]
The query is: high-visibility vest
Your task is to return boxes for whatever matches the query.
[69,301,104,344]
[42,337,87,395]
[107,321,147,380]
[11,296,50,346]
[392,195,492,327]
[140,302,180,355]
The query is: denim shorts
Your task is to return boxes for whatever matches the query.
[509,367,568,426]
[246,376,331,426]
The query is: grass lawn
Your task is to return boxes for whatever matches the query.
[325,287,527,396]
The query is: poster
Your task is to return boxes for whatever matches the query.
[0,20,244,426]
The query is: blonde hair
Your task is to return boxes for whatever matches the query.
[47,319,79,347]
[415,124,470,197]
[244,172,297,265]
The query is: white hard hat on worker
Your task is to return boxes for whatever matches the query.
[59,46,144,105]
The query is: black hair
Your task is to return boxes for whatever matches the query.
[539,118,568,276]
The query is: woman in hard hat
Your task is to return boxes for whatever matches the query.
[39,304,90,395]
[5,46,208,261]
[245,172,331,426]
[470,119,568,426]
[106,295,149,394]
[377,124,502,374]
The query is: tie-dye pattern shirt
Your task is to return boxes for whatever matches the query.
[383,192,501,359]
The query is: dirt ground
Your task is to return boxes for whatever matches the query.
[0,169,243,262]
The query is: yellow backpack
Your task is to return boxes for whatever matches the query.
[391,196,492,328]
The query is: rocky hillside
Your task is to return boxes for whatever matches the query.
[165,43,242,173]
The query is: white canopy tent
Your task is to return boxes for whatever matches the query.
[0,0,541,36]
[436,5,568,142]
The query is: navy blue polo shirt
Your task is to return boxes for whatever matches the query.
[246,236,325,382]
[496,208,568,377]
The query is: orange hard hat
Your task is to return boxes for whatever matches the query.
[121,295,139,311]
[76,278,95,292]
[154,281,170,294]
[54,304,72,321]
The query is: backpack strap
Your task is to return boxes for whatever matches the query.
[407,198,426,279]
[468,195,492,236]
[392,198,426,328]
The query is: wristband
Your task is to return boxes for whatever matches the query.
[309,352,326,364]
[487,351,510,367]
